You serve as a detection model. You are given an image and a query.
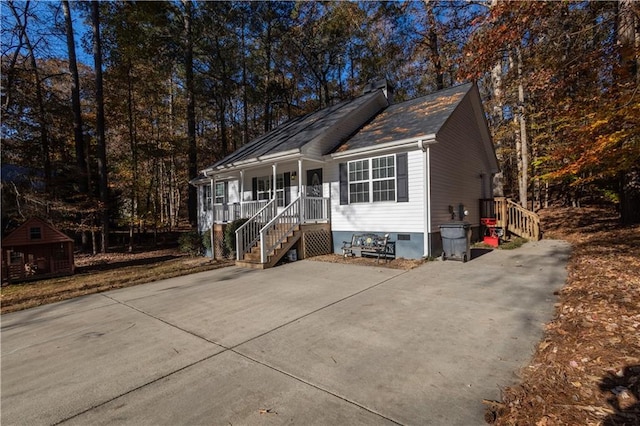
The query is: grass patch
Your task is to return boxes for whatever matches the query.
[1,257,233,314]
[497,236,528,250]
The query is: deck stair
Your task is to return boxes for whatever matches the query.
[492,197,542,240]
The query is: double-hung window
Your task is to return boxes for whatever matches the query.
[256,176,271,201]
[348,155,396,203]
[214,182,226,204]
[256,174,286,206]
[372,156,395,202]
[202,185,212,211]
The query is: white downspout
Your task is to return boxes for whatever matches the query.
[425,145,432,257]
[210,177,215,259]
[239,170,244,217]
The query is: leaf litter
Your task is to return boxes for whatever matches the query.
[489,206,640,425]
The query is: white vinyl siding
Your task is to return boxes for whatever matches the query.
[330,150,424,233]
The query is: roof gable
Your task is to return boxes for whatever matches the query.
[2,218,73,247]
[333,83,472,153]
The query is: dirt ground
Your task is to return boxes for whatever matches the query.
[488,206,640,425]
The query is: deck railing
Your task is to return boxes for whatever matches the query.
[494,197,541,240]
[235,199,277,260]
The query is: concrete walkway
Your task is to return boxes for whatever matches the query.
[1,239,571,425]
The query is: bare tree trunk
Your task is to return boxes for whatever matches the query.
[424,1,444,90]
[2,1,28,111]
[515,47,529,208]
[126,62,138,252]
[617,0,640,224]
[62,0,88,194]
[183,0,198,226]
[9,2,51,191]
[91,2,109,253]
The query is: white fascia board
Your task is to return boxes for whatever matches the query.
[328,135,437,160]
[202,149,301,175]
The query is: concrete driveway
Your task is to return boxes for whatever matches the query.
[1,239,571,425]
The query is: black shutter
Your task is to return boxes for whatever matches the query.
[252,177,257,201]
[339,163,348,205]
[396,153,408,202]
[284,172,291,205]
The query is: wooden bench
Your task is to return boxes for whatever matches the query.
[342,233,395,263]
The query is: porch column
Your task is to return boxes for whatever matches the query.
[210,177,215,259]
[272,163,277,200]
[239,170,244,217]
[298,159,304,222]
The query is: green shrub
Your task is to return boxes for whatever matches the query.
[224,218,249,256]
[179,230,204,256]
[202,228,212,251]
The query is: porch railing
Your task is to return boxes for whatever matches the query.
[235,196,330,263]
[213,203,240,223]
[259,196,301,263]
[235,199,277,260]
[302,196,330,223]
[213,200,268,224]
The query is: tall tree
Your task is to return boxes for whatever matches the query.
[91,1,109,252]
[182,0,197,226]
[62,0,88,194]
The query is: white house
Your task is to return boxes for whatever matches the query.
[192,81,501,267]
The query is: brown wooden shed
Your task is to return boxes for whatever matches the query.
[2,218,75,283]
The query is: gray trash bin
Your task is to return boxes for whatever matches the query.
[440,222,472,262]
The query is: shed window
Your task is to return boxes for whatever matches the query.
[10,251,23,264]
[29,227,42,240]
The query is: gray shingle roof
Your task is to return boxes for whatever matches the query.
[208,90,383,170]
[333,83,472,153]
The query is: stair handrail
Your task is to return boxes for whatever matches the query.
[506,199,541,240]
[492,197,542,240]
[259,196,301,263]
[235,199,277,260]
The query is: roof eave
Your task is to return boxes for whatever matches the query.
[201,148,302,176]
[328,134,437,160]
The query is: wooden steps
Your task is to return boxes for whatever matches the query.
[236,225,301,269]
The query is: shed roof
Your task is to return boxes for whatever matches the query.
[333,83,472,153]
[207,90,383,171]
[2,217,73,247]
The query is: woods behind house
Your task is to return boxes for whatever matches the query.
[2,1,639,252]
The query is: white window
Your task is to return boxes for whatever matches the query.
[257,174,286,206]
[348,155,396,203]
[256,176,271,201]
[348,159,369,203]
[372,156,395,202]
[202,185,212,211]
[214,182,225,204]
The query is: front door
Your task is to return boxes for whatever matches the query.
[306,168,323,197]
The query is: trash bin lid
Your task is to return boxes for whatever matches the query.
[439,221,470,229]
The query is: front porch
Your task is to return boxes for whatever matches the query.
[234,195,331,269]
